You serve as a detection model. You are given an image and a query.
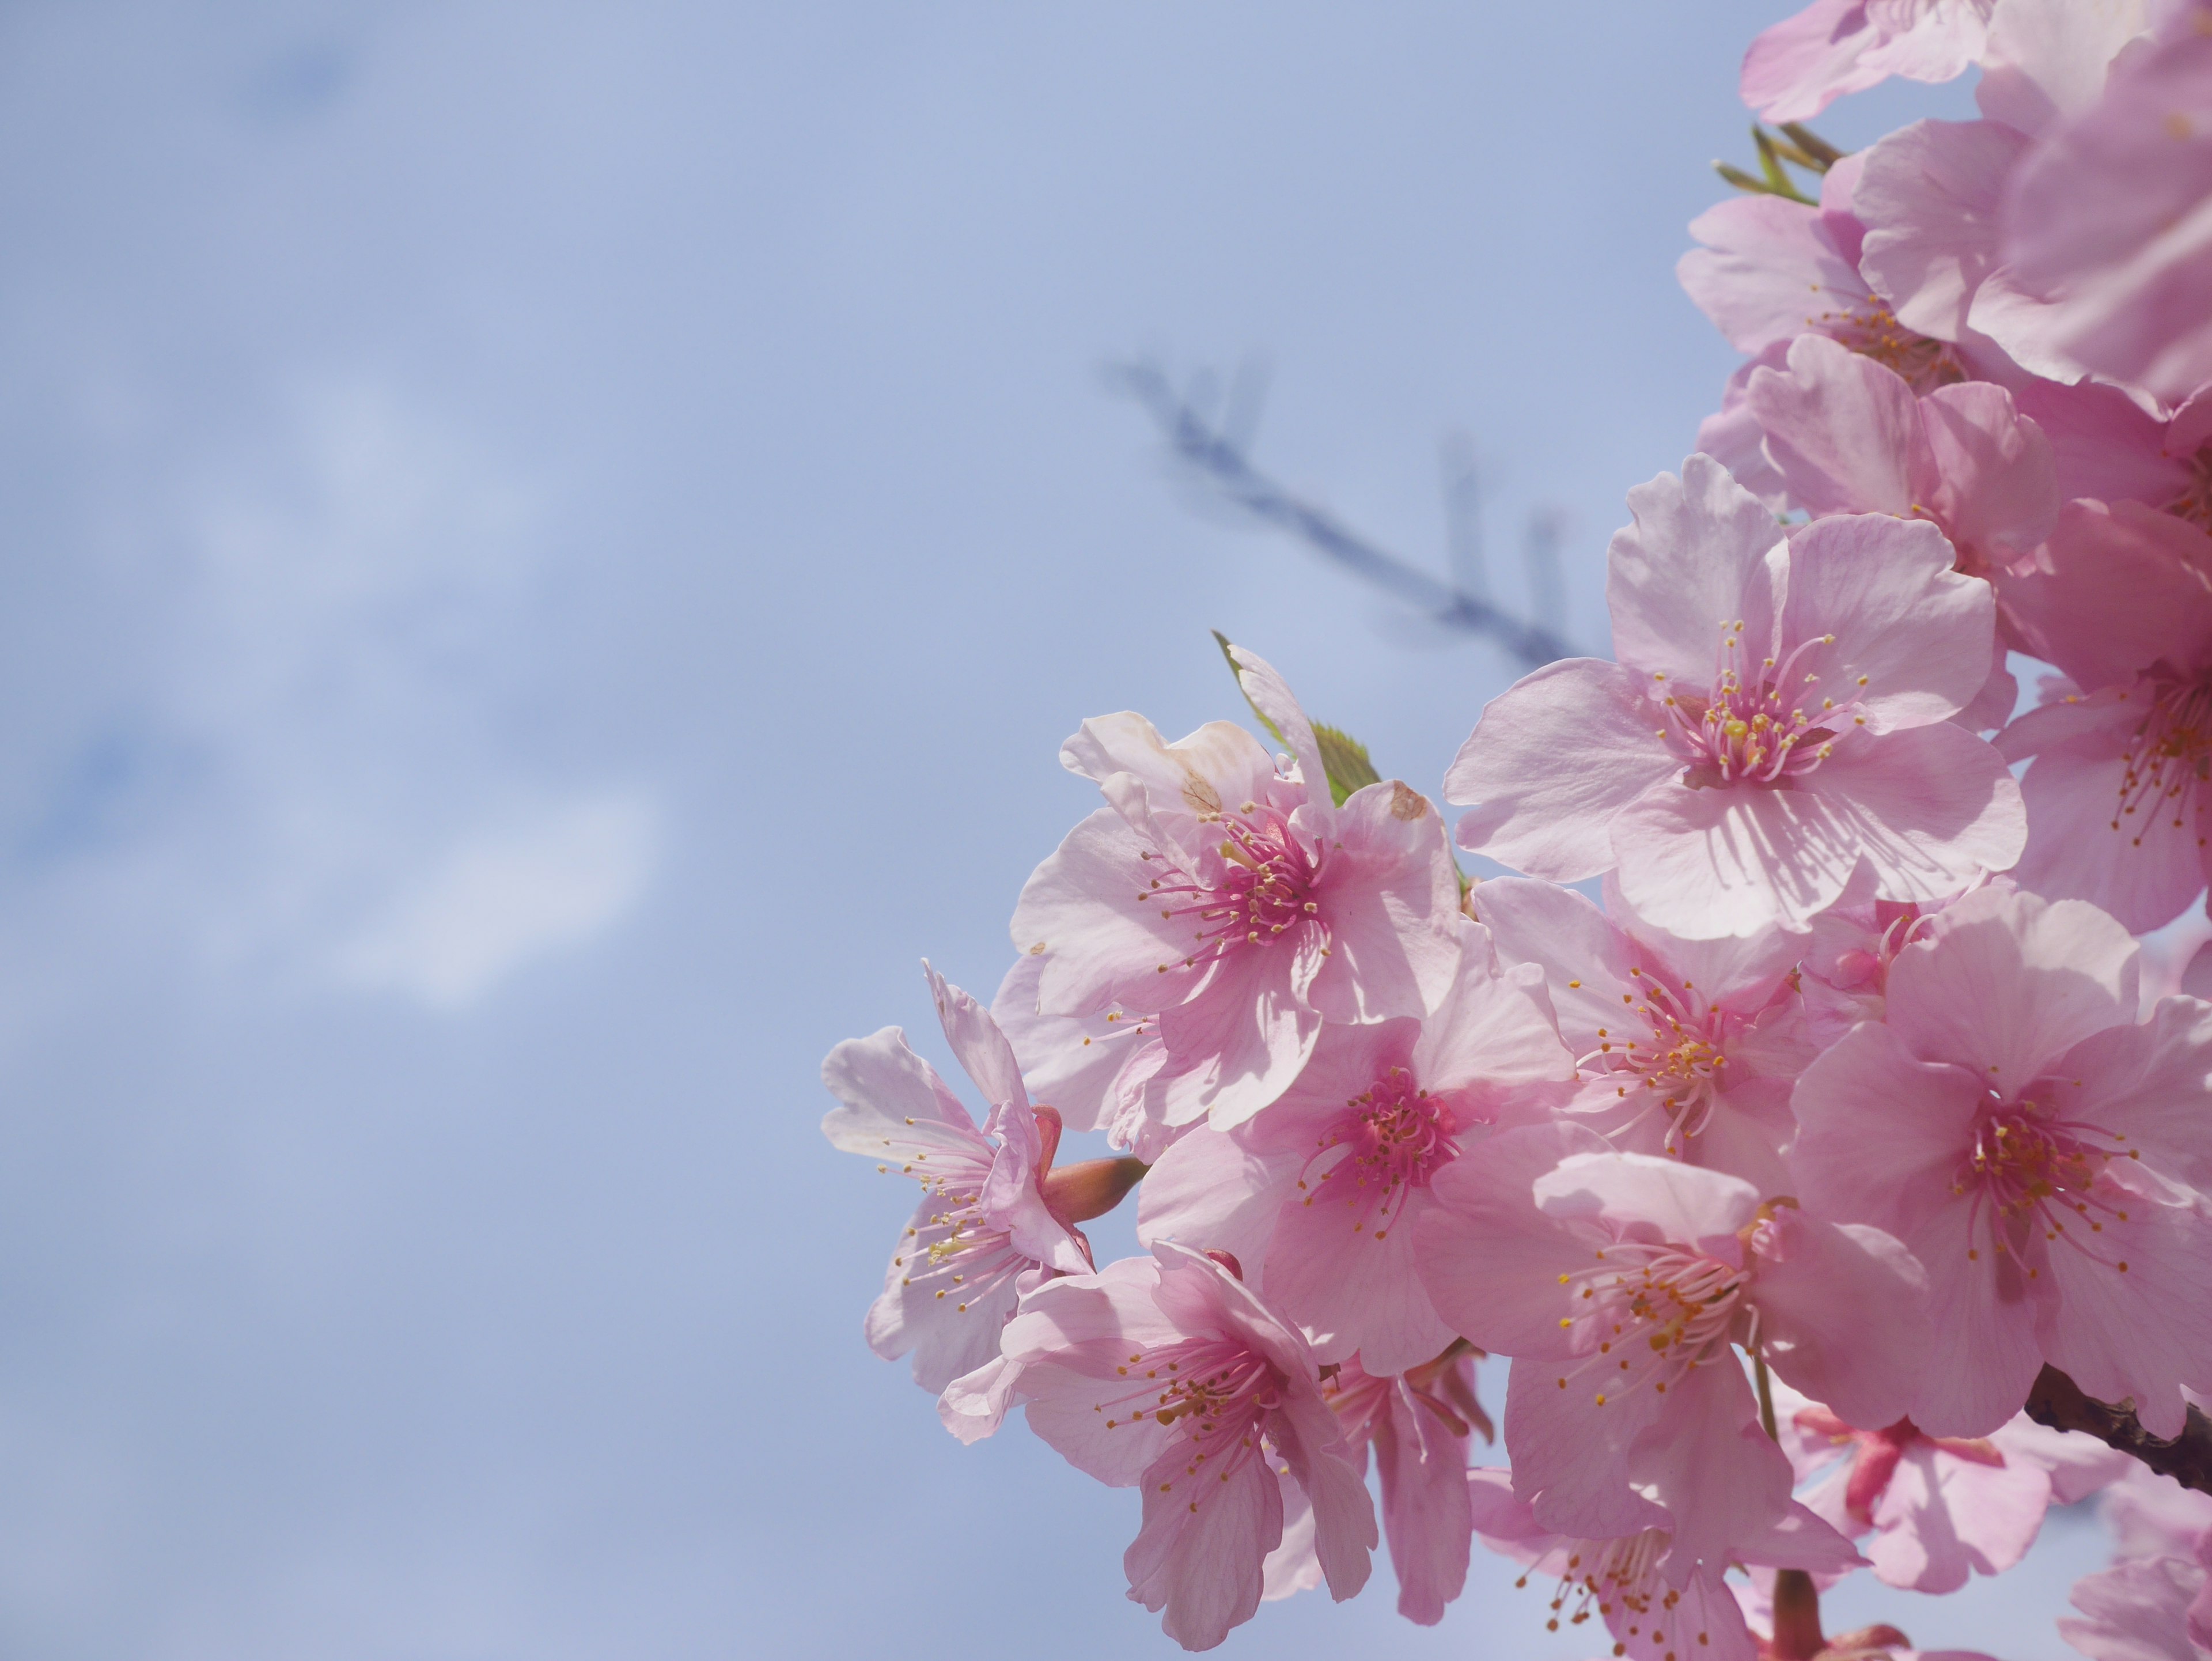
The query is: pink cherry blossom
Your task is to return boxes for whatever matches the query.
[1740,0,1993,124]
[2012,380,2212,521]
[991,1240,1376,1650]
[1447,455,2025,939]
[990,952,1183,1161]
[1792,887,2212,1438]
[1679,156,1979,396]
[2062,1554,2212,1661]
[1470,875,1813,1190]
[820,966,1109,1393]
[1769,1376,2128,1592]
[1995,502,2212,930]
[1137,927,1574,1372]
[1011,646,1461,1128]
[1467,1465,1859,1661]
[1416,1125,1929,1568]
[2004,5,2212,402]
[1305,1348,1488,1625]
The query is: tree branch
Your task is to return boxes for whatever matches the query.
[1105,360,1579,671]
[2027,1364,2212,1495]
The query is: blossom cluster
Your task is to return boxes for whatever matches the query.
[822,3,2212,1655]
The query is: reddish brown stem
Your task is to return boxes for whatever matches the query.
[2025,1365,2212,1496]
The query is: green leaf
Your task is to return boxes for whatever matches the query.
[1312,723,1380,808]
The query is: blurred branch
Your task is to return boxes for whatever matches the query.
[1107,359,1578,671]
[2027,1365,2212,1496]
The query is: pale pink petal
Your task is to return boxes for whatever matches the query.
[1865,1441,2050,1590]
[1135,1123,1296,1281]
[1446,659,1680,881]
[1533,1150,1762,1252]
[1412,945,1577,1093]
[1501,1351,1675,1542]
[1061,711,1281,852]
[2060,996,2212,1193]
[1125,1436,1282,1651]
[1793,721,2026,903]
[1418,1120,1617,1358]
[1793,1020,1986,1239]
[1467,875,1641,1047]
[1264,1186,1456,1372]
[937,1350,1023,1445]
[1679,194,1878,353]
[1906,1193,2050,1436]
[2012,378,2188,507]
[1309,778,1463,1023]
[1976,0,2152,138]
[1259,1475,1323,1602]
[1920,380,2061,558]
[2038,1162,2212,1440]
[1699,349,1797,508]
[1741,0,1888,123]
[1224,644,1328,812]
[1782,512,1995,730]
[2061,1554,2207,1661]
[1271,1390,1379,1604]
[1147,955,1320,1129]
[1611,780,1861,939]
[1374,1385,1473,1624]
[2009,736,2211,934]
[991,953,1154,1137]
[1748,333,1937,517]
[1885,887,2137,1097]
[1012,807,1192,1015]
[1607,456,1788,686]
[1858,118,2032,342]
[1753,1211,1933,1432]
[862,1220,1029,1389]
[1998,501,2212,693]
[1626,1359,1802,1577]
[1002,1258,1190,1484]
[820,1026,981,1152]
[923,963,1029,1111]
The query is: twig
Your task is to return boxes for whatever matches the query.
[2027,1364,2212,1496]
[1107,360,1579,671]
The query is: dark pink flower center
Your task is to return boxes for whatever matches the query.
[2166,445,2212,531]
[2111,671,2212,850]
[1553,1242,1748,1408]
[1139,802,1322,971]
[1820,297,1967,394]
[1653,621,1856,789]
[1580,964,1735,1150]
[1296,1065,1460,1239]
[1954,1088,2139,1279]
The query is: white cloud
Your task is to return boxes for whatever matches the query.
[334,792,658,1010]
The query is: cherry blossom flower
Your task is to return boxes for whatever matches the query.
[2003,2,2212,402]
[1467,1465,1861,1661]
[991,1240,1376,1650]
[2061,1467,2212,1661]
[1995,502,2212,930]
[1471,875,1813,1190]
[1011,646,1461,1128]
[1304,1348,1489,1625]
[1447,455,2025,939]
[1137,928,1574,1372]
[1680,154,1981,403]
[820,966,1137,1393]
[1793,887,2212,1437]
[1769,1376,2128,1592]
[1740,0,1993,124]
[1417,1124,1929,1568]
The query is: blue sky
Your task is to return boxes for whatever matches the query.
[0,3,2112,1657]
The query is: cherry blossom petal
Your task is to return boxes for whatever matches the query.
[1753,1211,1932,1432]
[1748,333,1937,517]
[1447,658,1678,880]
[1858,118,2031,343]
[1607,456,1788,687]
